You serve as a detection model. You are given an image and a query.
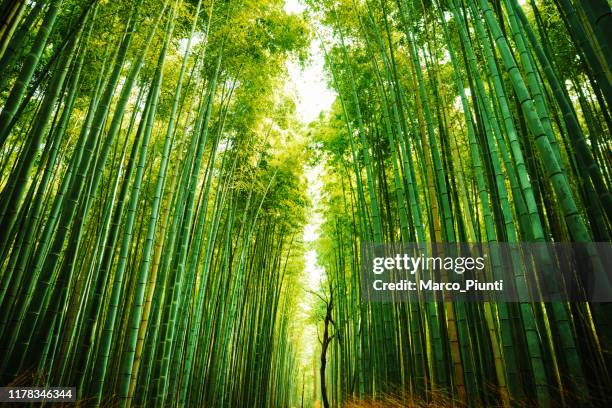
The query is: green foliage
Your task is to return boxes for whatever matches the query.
[0,0,311,406]
[310,0,612,406]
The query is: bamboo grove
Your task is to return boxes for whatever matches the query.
[0,0,611,407]
[0,0,312,406]
[309,0,611,407]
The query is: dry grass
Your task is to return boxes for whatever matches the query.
[341,389,540,408]
[344,392,460,408]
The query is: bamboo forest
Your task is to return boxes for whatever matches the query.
[0,0,611,406]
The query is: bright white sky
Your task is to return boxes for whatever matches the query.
[283,0,333,368]
[283,0,306,13]
[285,45,336,124]
[283,0,331,290]
[284,0,336,124]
